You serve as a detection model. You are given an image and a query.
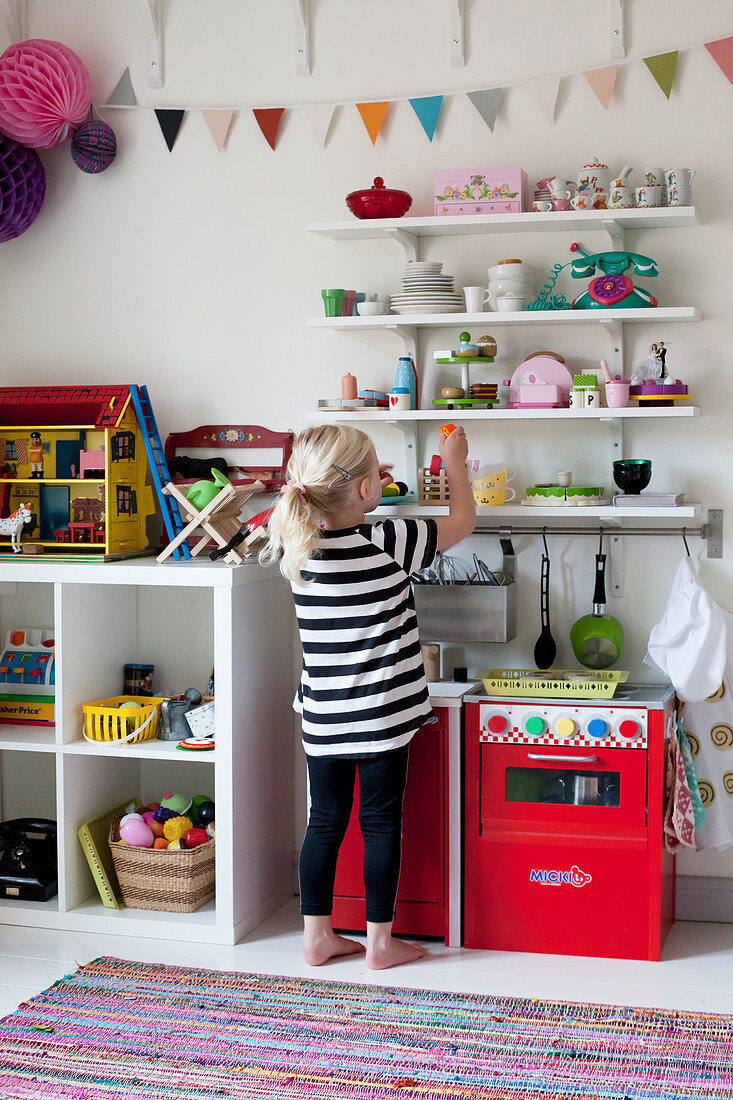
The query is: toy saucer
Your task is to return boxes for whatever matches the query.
[176,738,215,751]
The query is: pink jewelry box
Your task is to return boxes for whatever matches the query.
[434,168,528,216]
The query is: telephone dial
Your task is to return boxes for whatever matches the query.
[0,818,57,901]
[569,242,659,310]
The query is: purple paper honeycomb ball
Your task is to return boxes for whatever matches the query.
[0,131,46,242]
[71,119,116,173]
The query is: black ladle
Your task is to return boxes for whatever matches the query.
[534,530,557,669]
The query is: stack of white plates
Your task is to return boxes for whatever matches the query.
[391,261,464,314]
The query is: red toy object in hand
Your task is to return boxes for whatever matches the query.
[346,177,412,220]
[439,423,458,439]
[429,455,442,476]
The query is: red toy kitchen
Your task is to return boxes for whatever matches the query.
[463,684,675,961]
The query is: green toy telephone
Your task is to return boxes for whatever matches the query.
[569,242,659,310]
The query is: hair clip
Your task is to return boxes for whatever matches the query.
[331,463,351,481]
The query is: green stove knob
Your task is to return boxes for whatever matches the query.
[525,715,545,737]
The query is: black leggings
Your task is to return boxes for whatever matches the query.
[299,745,409,924]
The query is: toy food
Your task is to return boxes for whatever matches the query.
[160,792,192,816]
[153,805,178,824]
[195,800,215,828]
[120,812,142,827]
[148,819,165,839]
[190,794,214,825]
[185,827,209,848]
[141,811,156,824]
[120,818,154,847]
[167,838,187,850]
[439,423,457,439]
[163,815,193,842]
[153,838,168,849]
[477,335,497,357]
[206,822,216,839]
[441,386,465,399]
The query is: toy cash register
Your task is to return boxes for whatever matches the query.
[0,628,55,724]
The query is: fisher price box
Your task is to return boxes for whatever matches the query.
[434,168,528,216]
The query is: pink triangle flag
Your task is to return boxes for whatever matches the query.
[303,104,337,146]
[584,65,618,109]
[528,75,561,122]
[202,110,235,151]
[705,36,733,85]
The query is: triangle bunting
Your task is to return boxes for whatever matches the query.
[528,76,561,122]
[408,95,443,141]
[705,36,733,86]
[253,108,285,150]
[643,51,678,99]
[467,88,502,131]
[105,67,136,107]
[303,103,337,147]
[584,65,618,109]
[155,109,185,151]
[356,101,390,144]
[202,109,235,151]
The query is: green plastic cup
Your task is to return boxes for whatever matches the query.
[321,288,345,317]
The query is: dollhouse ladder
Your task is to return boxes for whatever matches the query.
[129,385,191,560]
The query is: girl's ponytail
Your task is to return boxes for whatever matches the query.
[260,480,321,585]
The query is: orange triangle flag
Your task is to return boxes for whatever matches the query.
[253,108,285,150]
[356,101,390,144]
[584,65,618,109]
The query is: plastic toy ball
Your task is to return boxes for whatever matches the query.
[160,792,192,816]
[167,838,187,850]
[152,805,178,824]
[120,812,143,827]
[195,800,215,828]
[120,818,154,847]
[0,39,91,148]
[185,827,208,849]
[163,815,193,842]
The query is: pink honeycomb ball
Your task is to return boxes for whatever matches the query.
[120,818,154,847]
[0,39,91,148]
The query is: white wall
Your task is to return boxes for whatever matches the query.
[2,1,732,883]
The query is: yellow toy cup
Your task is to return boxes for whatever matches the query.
[472,466,517,507]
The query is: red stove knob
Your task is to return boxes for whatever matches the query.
[619,719,639,740]
[486,714,507,735]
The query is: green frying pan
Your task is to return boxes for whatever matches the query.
[570,551,623,669]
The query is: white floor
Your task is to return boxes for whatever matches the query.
[1,898,732,1018]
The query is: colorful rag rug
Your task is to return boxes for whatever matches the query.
[0,956,731,1099]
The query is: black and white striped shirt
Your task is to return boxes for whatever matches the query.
[292,518,438,756]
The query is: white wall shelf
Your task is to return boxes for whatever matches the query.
[372,503,701,520]
[0,561,295,944]
[311,406,700,423]
[308,307,701,331]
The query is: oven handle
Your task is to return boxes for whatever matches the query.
[527,753,599,762]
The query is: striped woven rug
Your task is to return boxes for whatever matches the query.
[0,956,731,1099]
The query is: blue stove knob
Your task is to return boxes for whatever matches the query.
[587,718,607,739]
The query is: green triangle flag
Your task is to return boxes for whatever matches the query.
[408,96,443,141]
[467,88,502,131]
[643,51,678,99]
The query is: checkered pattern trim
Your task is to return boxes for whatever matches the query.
[479,729,647,750]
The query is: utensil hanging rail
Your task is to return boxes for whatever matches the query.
[472,509,723,558]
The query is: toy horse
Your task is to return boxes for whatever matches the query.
[0,503,33,554]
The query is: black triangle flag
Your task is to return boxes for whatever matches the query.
[155,109,185,152]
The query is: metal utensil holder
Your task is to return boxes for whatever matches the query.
[413,537,516,643]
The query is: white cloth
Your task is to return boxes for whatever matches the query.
[644,556,727,703]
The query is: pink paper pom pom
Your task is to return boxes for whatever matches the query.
[0,39,91,148]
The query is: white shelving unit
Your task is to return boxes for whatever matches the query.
[307,206,708,529]
[0,558,295,944]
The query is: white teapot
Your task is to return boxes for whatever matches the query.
[577,156,611,194]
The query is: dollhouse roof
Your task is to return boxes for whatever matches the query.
[0,386,132,428]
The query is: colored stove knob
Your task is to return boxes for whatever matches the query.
[555,717,575,738]
[619,719,639,740]
[525,715,546,737]
[486,714,507,735]
[587,718,607,739]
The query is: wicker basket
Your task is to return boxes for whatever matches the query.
[108,814,215,913]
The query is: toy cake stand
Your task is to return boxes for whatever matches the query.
[629,380,690,407]
[433,331,498,408]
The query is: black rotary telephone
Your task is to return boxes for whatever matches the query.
[0,818,58,901]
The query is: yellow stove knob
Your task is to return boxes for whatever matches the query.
[555,717,575,738]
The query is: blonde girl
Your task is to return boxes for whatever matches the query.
[261,423,475,969]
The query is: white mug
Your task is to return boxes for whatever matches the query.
[463,286,491,313]
[667,183,692,207]
[665,168,695,188]
[643,166,665,187]
[496,295,526,312]
[635,185,663,208]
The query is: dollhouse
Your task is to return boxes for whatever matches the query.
[0,386,157,560]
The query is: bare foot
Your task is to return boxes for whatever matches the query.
[366,938,427,970]
[304,931,365,966]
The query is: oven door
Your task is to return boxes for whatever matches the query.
[479,742,647,843]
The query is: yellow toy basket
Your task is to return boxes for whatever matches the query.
[82,695,166,745]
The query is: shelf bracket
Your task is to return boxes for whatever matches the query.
[0,0,28,42]
[703,509,723,559]
[448,0,465,67]
[293,0,311,76]
[385,227,419,264]
[140,0,164,88]
[385,418,419,496]
[385,324,417,362]
[610,0,625,59]
[600,319,624,377]
[601,218,625,249]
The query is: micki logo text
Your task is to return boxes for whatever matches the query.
[529,865,593,888]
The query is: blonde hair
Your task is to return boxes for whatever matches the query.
[259,424,375,584]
